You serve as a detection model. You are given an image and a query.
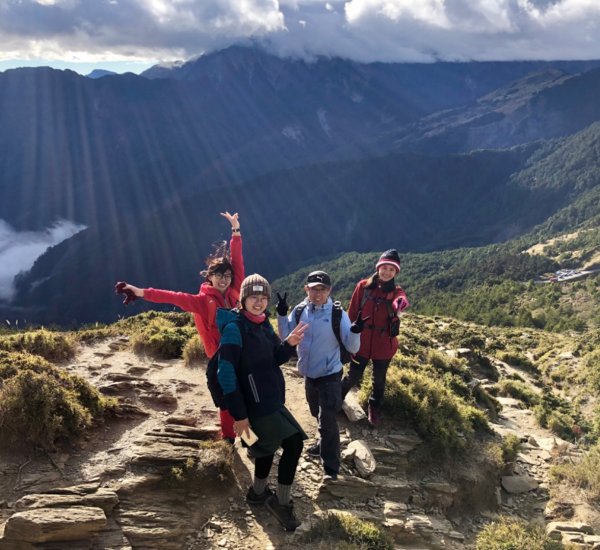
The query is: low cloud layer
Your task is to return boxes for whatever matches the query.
[1,0,600,66]
[0,219,86,301]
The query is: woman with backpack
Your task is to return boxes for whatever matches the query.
[115,211,244,442]
[217,274,308,531]
[341,249,409,427]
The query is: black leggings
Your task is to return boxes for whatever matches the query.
[254,432,304,486]
[341,355,391,408]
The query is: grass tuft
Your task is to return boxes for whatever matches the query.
[301,512,393,550]
[182,335,206,367]
[0,329,77,362]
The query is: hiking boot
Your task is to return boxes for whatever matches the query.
[306,441,320,456]
[265,494,301,531]
[246,486,274,506]
[323,470,338,482]
[368,404,381,427]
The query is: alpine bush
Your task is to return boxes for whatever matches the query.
[0,329,77,362]
[0,350,115,449]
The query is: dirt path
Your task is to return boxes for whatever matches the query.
[3,336,591,549]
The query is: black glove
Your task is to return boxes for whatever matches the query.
[276,292,289,316]
[115,281,137,306]
[350,313,369,334]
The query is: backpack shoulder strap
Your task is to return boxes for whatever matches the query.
[331,301,344,348]
[359,288,371,312]
[385,291,396,318]
[294,303,308,326]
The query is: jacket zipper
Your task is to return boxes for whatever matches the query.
[248,374,260,403]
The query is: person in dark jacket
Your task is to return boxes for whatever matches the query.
[341,249,410,426]
[217,274,308,532]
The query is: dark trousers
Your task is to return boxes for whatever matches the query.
[305,371,342,475]
[254,432,304,485]
[341,355,391,409]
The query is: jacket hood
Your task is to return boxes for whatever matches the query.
[201,281,227,297]
[216,307,239,334]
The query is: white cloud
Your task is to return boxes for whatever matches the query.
[0,0,599,65]
[0,219,86,301]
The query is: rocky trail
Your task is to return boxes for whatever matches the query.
[0,337,598,549]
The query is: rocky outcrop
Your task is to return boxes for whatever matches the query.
[3,506,107,543]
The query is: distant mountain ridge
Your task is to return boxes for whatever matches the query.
[1,45,600,325]
[7,120,600,326]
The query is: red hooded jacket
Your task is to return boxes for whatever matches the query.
[143,235,244,358]
[348,278,409,361]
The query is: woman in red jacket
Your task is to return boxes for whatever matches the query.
[341,249,409,427]
[116,211,244,442]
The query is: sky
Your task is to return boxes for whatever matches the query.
[1,0,600,75]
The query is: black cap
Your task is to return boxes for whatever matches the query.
[306,270,331,288]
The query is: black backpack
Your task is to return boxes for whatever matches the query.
[294,301,352,364]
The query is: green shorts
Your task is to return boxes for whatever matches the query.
[248,405,308,458]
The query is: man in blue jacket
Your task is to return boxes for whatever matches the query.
[277,271,362,481]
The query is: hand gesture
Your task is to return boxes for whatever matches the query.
[114,282,142,305]
[220,211,240,231]
[396,296,409,312]
[286,321,308,346]
[350,312,370,334]
[276,292,289,316]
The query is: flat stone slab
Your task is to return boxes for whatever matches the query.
[319,475,377,500]
[15,489,118,514]
[3,506,106,543]
[546,521,594,535]
[501,475,539,494]
[386,432,423,453]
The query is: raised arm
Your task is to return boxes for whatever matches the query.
[221,211,245,294]
[142,287,203,314]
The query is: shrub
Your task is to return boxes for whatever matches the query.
[182,335,206,367]
[501,433,521,464]
[375,367,489,451]
[131,317,196,359]
[584,349,600,394]
[551,443,600,498]
[473,386,502,421]
[496,380,540,407]
[0,350,115,449]
[497,351,535,371]
[116,311,193,332]
[0,329,77,362]
[301,512,393,550]
[533,389,582,440]
[476,517,562,550]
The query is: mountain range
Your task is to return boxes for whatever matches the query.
[1,45,599,325]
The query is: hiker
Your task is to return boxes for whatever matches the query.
[341,249,410,426]
[114,211,244,443]
[217,274,308,531]
[277,270,361,481]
